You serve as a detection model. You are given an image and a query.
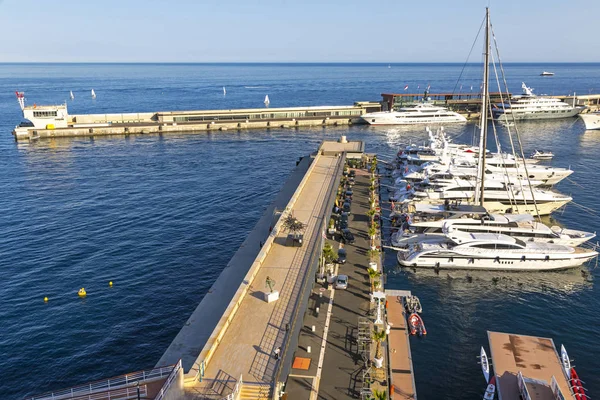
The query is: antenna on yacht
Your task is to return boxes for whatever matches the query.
[15,91,25,111]
[474,8,490,207]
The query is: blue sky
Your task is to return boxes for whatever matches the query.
[0,0,597,62]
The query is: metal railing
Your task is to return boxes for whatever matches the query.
[27,364,177,400]
[154,360,183,400]
[222,374,243,400]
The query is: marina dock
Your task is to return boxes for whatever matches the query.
[487,331,574,400]
[385,290,417,400]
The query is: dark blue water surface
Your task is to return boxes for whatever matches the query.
[1,63,600,399]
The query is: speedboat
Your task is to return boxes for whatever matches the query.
[408,313,427,336]
[531,150,554,160]
[362,103,467,125]
[483,376,496,400]
[578,111,600,130]
[397,231,598,271]
[493,82,583,121]
[540,71,555,76]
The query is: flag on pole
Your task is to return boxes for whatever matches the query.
[404,85,409,91]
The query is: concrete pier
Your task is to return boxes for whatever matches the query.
[12,103,381,141]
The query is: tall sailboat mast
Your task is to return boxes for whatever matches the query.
[475,7,490,206]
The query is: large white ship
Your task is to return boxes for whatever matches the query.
[492,82,583,121]
[362,103,467,125]
[578,112,600,130]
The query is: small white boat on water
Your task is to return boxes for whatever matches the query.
[223,87,226,95]
[531,150,554,160]
[480,347,496,400]
[69,91,74,100]
[579,111,600,130]
[540,71,555,76]
[264,94,270,107]
[91,89,96,99]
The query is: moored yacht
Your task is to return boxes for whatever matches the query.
[391,213,595,247]
[492,82,583,121]
[578,111,600,130]
[397,231,597,271]
[362,103,467,125]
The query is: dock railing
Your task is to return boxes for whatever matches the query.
[26,364,176,400]
[222,374,243,400]
[187,150,326,382]
[154,360,183,400]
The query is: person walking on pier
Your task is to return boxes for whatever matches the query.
[274,347,281,360]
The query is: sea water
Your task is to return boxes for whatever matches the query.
[0,63,599,399]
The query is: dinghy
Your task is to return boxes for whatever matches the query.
[408,313,426,336]
[483,375,496,400]
[403,295,423,314]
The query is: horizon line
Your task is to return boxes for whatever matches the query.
[0,61,599,65]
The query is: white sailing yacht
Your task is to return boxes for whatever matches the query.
[91,89,96,99]
[264,95,270,107]
[69,91,74,100]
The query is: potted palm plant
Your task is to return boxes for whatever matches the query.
[328,217,336,235]
[367,268,381,293]
[372,328,386,368]
[372,389,387,400]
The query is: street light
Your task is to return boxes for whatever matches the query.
[135,381,141,400]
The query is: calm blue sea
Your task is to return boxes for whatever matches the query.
[1,63,599,399]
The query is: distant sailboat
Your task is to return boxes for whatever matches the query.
[91,89,96,99]
[223,87,226,96]
[69,91,74,100]
[264,95,270,108]
[388,64,391,69]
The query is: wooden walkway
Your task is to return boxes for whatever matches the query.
[488,331,574,400]
[386,295,416,400]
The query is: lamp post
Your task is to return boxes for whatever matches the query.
[135,381,141,400]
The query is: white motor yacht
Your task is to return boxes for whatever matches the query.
[397,231,597,271]
[362,103,467,125]
[492,82,583,121]
[399,178,572,216]
[391,213,595,247]
[578,112,600,130]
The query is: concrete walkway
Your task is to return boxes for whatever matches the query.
[185,154,342,399]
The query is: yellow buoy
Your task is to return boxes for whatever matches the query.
[109,281,113,287]
[78,288,87,297]
[44,297,48,302]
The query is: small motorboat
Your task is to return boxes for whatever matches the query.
[532,150,554,160]
[408,313,426,336]
[480,346,490,383]
[483,375,496,400]
[570,367,586,400]
[540,71,555,76]
[560,344,571,379]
